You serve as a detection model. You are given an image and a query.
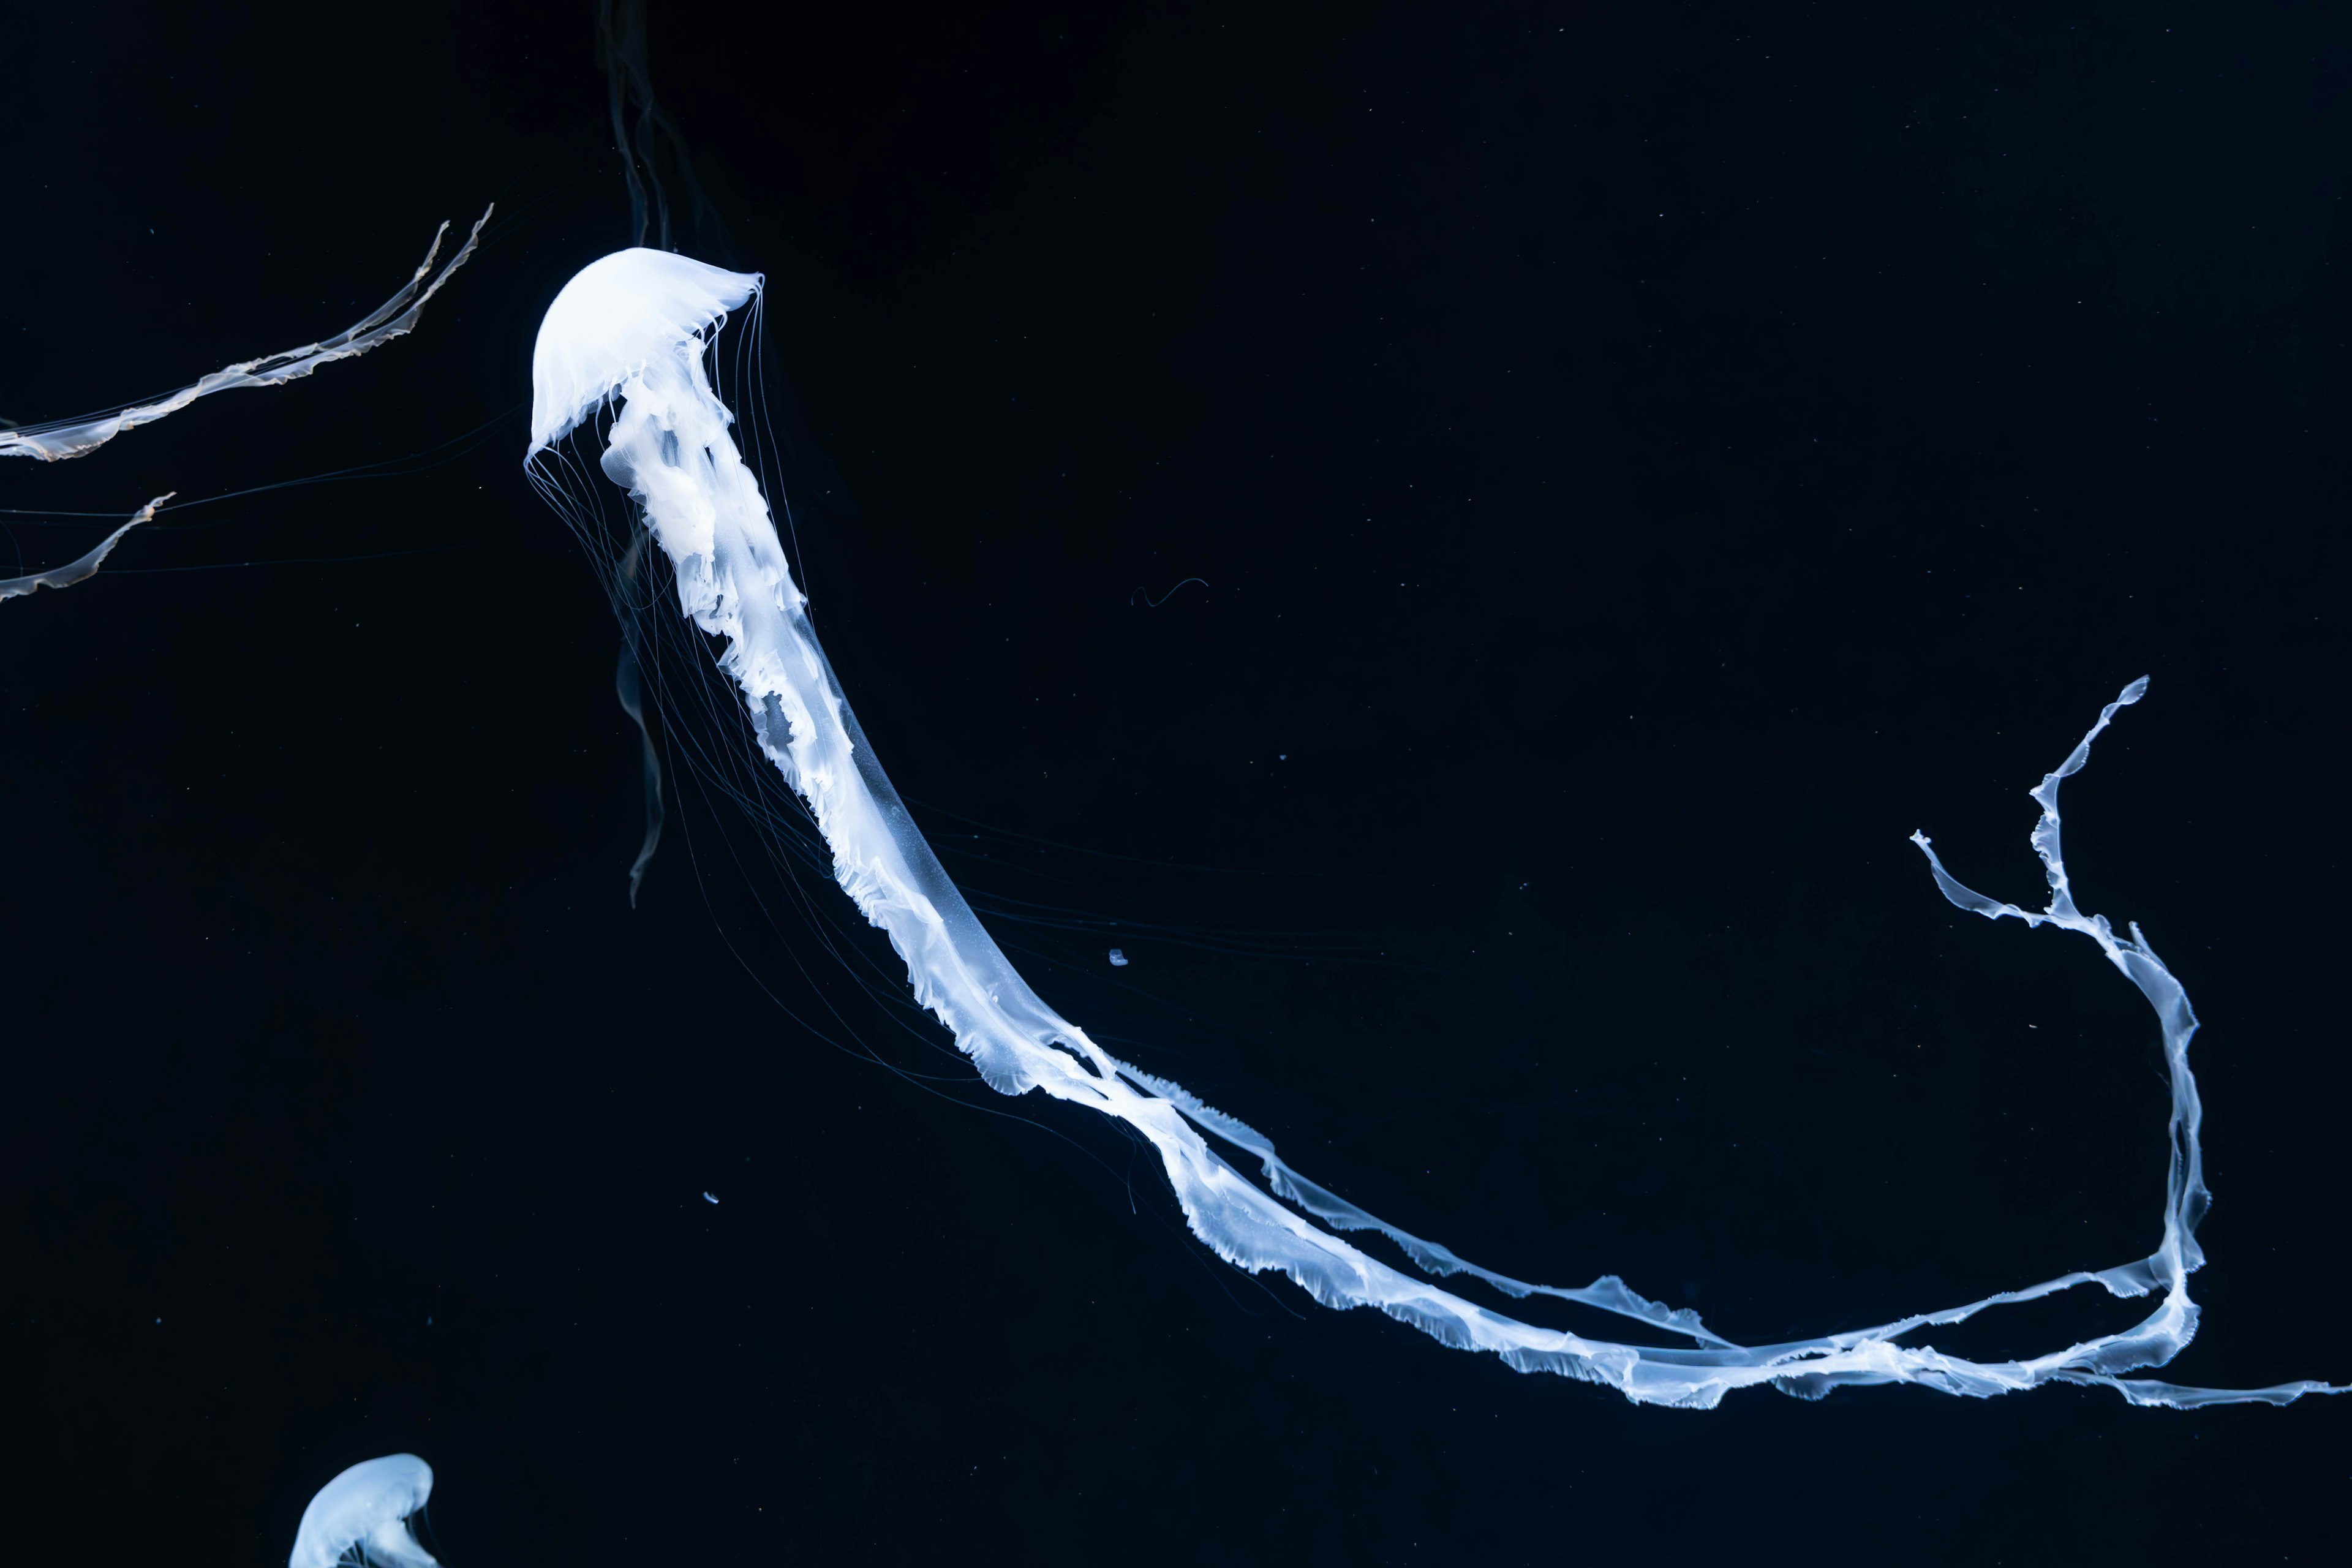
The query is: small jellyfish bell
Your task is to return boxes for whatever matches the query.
[289,1453,439,1568]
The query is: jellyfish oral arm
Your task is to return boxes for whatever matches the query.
[527,248,2340,1409]
[0,492,173,601]
[0,208,490,464]
[1899,676,2274,1406]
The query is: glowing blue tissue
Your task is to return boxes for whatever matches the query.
[525,247,2343,1409]
[289,1454,437,1568]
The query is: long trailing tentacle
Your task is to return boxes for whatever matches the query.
[0,208,491,464]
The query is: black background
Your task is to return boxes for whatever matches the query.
[4,2,2347,1562]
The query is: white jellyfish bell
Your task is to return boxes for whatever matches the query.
[289,1454,439,1568]
[522,247,2342,1409]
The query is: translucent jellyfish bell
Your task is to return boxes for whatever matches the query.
[289,1454,437,1568]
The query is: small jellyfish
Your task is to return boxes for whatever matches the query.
[1107,948,1129,967]
[289,1453,437,1568]
[703,1191,720,1204]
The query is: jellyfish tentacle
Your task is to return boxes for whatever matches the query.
[612,526,667,905]
[0,207,491,463]
[0,492,173,601]
[1106,1052,1740,1348]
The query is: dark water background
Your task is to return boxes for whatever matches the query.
[4,2,2346,1561]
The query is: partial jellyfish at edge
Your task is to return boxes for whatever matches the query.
[290,1453,438,1568]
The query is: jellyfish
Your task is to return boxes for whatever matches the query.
[522,246,2339,1409]
[289,1453,438,1568]
[0,208,490,464]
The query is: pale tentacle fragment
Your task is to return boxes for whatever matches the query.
[614,527,666,906]
[1,207,491,463]
[526,247,2342,1408]
[0,492,173,601]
